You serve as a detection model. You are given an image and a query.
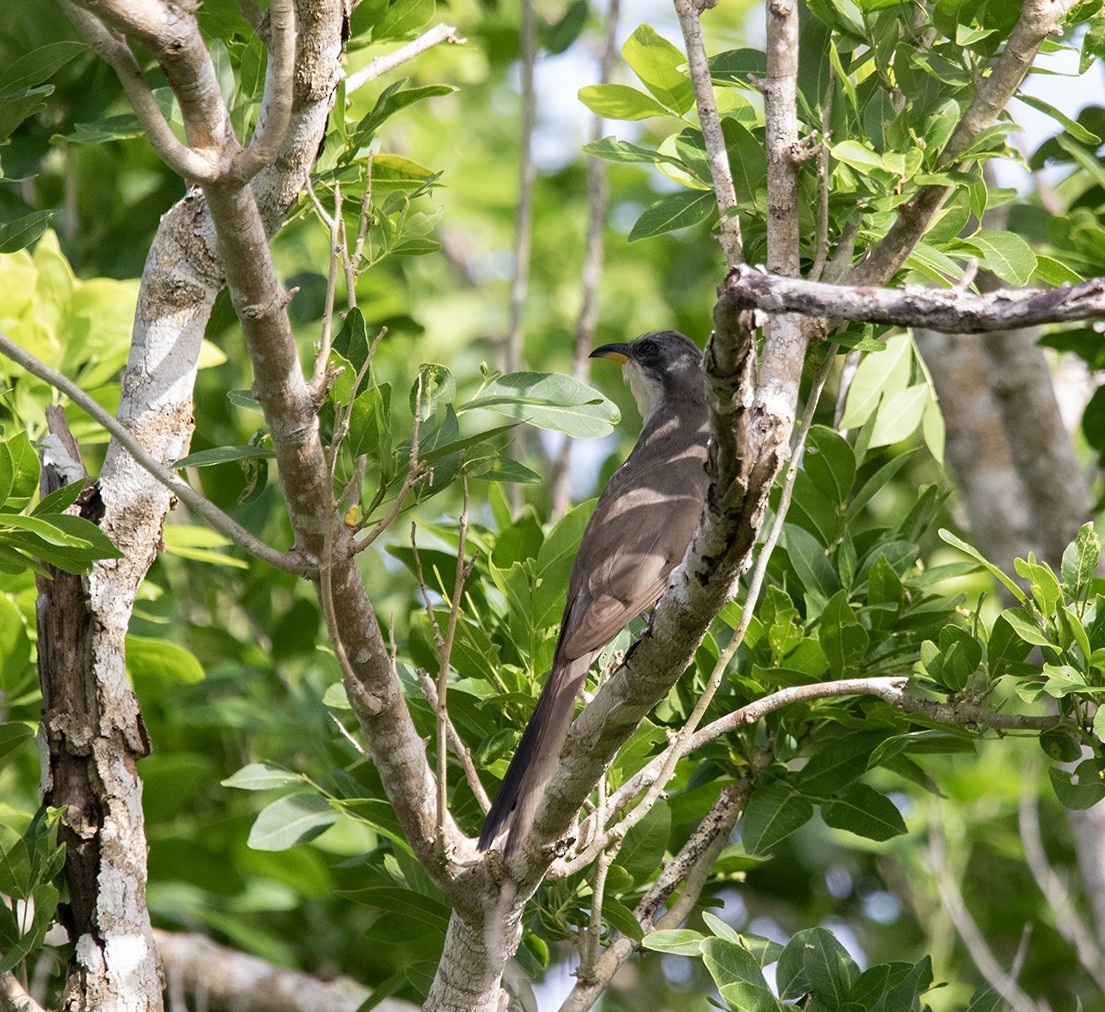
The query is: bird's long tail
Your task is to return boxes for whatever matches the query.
[478,654,593,856]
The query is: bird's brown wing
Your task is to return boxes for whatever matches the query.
[557,446,707,661]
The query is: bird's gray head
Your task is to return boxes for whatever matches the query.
[590,330,703,423]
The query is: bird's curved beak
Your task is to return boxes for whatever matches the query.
[590,342,631,364]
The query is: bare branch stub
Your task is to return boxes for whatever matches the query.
[718,265,1105,333]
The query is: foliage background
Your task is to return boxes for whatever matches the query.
[1,0,1105,1009]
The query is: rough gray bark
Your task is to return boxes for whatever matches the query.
[49,2,347,1008]
[720,264,1105,331]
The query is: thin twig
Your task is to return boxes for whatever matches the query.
[345,23,462,94]
[852,0,1081,286]
[0,330,311,576]
[810,83,834,282]
[307,178,342,397]
[549,0,621,519]
[417,669,490,812]
[1018,766,1105,992]
[928,810,1048,1012]
[351,161,374,285]
[436,477,473,845]
[673,0,742,267]
[578,838,611,983]
[231,0,295,181]
[560,783,749,1012]
[354,377,425,551]
[60,1,218,183]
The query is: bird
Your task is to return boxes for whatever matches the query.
[478,330,710,857]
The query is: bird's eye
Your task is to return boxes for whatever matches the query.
[636,339,657,358]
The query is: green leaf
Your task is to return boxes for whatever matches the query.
[1017,94,1101,145]
[543,0,588,54]
[718,982,782,1012]
[221,763,304,791]
[615,802,670,884]
[1049,759,1105,810]
[783,523,840,602]
[173,445,275,468]
[0,85,51,145]
[0,211,56,255]
[701,937,772,992]
[371,154,437,190]
[0,444,12,512]
[0,837,29,899]
[409,363,456,420]
[0,513,92,548]
[957,231,1037,286]
[871,384,928,447]
[708,48,768,85]
[578,84,672,120]
[622,25,695,115]
[33,480,84,517]
[1033,255,1083,286]
[248,793,339,850]
[628,189,715,242]
[126,635,205,684]
[59,113,144,145]
[602,897,644,941]
[823,783,908,841]
[0,41,84,94]
[939,529,1028,605]
[460,373,619,438]
[0,723,33,763]
[1000,606,1052,648]
[819,591,869,679]
[838,334,911,431]
[831,139,887,171]
[583,136,688,170]
[742,780,813,855]
[352,82,455,144]
[6,433,39,511]
[803,425,856,505]
[798,732,886,797]
[374,0,434,40]
[642,929,705,956]
[333,306,371,373]
[1062,523,1100,603]
[1040,730,1082,762]
[161,525,249,569]
[777,927,858,1003]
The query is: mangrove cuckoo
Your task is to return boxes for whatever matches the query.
[478,330,710,856]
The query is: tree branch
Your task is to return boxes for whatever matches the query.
[154,929,420,1012]
[67,0,238,179]
[674,0,742,267]
[929,812,1046,1012]
[1018,774,1105,992]
[61,0,220,182]
[231,0,296,181]
[0,331,311,577]
[560,784,749,1012]
[763,0,800,279]
[719,264,1105,332]
[0,972,45,1012]
[345,23,462,94]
